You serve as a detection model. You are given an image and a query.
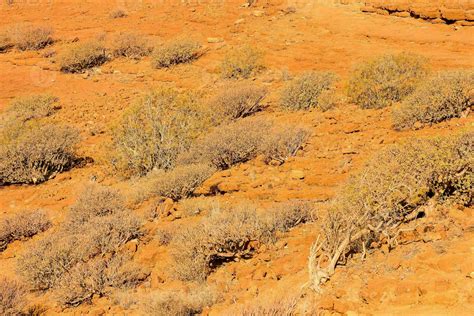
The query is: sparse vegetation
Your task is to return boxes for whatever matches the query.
[171,201,314,281]
[143,286,218,316]
[111,88,210,177]
[0,122,80,185]
[18,185,144,304]
[59,40,107,73]
[152,39,201,68]
[0,277,26,316]
[138,163,216,201]
[220,45,263,79]
[0,210,51,252]
[0,32,12,53]
[309,131,473,290]
[5,95,59,123]
[7,24,53,51]
[347,53,427,109]
[110,32,151,59]
[180,118,309,170]
[392,70,474,130]
[237,297,299,316]
[211,82,267,121]
[110,8,128,19]
[280,71,336,111]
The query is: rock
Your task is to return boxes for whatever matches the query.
[235,18,245,24]
[392,11,411,18]
[290,170,305,180]
[361,6,376,13]
[441,8,466,21]
[207,37,224,43]
[252,10,265,17]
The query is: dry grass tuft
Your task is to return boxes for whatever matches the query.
[347,53,427,109]
[211,82,267,121]
[111,88,210,177]
[220,45,264,79]
[110,8,128,19]
[261,126,311,164]
[59,40,107,73]
[0,210,51,252]
[110,32,151,59]
[280,71,336,111]
[152,38,201,68]
[392,70,474,130]
[0,122,80,185]
[0,277,26,316]
[7,24,53,51]
[5,95,59,123]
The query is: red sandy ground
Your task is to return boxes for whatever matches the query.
[0,0,473,315]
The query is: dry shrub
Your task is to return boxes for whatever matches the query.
[309,131,473,290]
[111,88,210,177]
[181,118,309,170]
[347,53,427,109]
[171,201,313,281]
[59,41,107,73]
[0,32,12,53]
[0,210,51,252]
[237,297,298,316]
[110,32,151,59]
[139,163,216,201]
[178,196,219,217]
[261,126,311,164]
[220,45,264,79]
[110,8,128,18]
[18,185,144,302]
[270,200,315,232]
[392,70,474,130]
[0,123,80,185]
[143,286,218,316]
[152,39,201,68]
[280,71,336,111]
[0,277,26,316]
[7,24,53,51]
[5,95,58,123]
[56,256,145,307]
[179,117,271,170]
[211,82,267,121]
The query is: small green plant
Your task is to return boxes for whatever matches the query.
[59,40,107,73]
[111,88,210,177]
[220,45,264,79]
[152,39,201,68]
[392,70,474,130]
[347,53,427,109]
[110,32,151,59]
[280,71,336,111]
[211,82,267,120]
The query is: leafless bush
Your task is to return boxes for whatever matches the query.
[111,88,210,177]
[56,255,145,307]
[261,126,311,164]
[211,82,267,121]
[7,24,53,51]
[171,201,312,281]
[0,123,80,185]
[178,197,219,217]
[280,71,336,111]
[308,131,473,291]
[59,40,107,73]
[0,210,51,252]
[237,297,298,316]
[5,95,59,123]
[143,286,218,316]
[110,32,151,59]
[110,8,128,19]
[392,70,474,130]
[138,163,216,201]
[152,39,201,68]
[179,117,271,170]
[0,32,12,53]
[347,53,427,109]
[0,277,26,316]
[220,45,264,79]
